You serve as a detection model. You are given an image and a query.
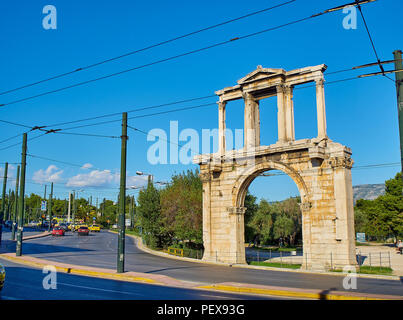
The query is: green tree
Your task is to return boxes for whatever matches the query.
[160,169,202,248]
[137,177,162,248]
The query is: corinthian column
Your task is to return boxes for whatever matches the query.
[316,78,327,139]
[218,101,226,156]
[276,85,287,143]
[243,93,259,150]
[284,85,295,141]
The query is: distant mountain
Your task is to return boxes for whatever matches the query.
[353,184,385,204]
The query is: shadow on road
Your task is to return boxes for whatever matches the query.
[319,288,337,300]
[0,240,93,255]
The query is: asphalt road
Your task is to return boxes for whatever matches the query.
[2,230,403,297]
[0,258,271,300]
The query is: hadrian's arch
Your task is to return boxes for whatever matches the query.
[193,64,357,270]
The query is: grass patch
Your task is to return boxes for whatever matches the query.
[249,261,302,269]
[331,266,393,275]
[356,242,370,246]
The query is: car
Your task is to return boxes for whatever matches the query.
[51,226,65,236]
[58,223,69,231]
[112,224,118,229]
[89,224,101,232]
[77,226,89,236]
[0,262,5,291]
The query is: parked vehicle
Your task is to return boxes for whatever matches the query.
[0,262,5,291]
[58,223,69,232]
[51,227,65,237]
[89,224,101,232]
[77,226,89,236]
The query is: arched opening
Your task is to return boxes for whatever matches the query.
[232,163,310,269]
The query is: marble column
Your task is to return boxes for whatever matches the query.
[284,85,295,141]
[243,93,260,150]
[218,101,226,156]
[276,85,287,143]
[315,78,327,139]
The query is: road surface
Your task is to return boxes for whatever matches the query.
[1,230,402,297]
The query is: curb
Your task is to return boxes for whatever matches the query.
[2,232,401,300]
[125,232,402,281]
[195,283,403,300]
[2,253,401,300]
[0,253,184,287]
[23,231,51,241]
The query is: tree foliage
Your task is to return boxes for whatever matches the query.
[355,172,403,240]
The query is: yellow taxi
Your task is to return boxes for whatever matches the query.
[75,224,87,231]
[89,224,101,232]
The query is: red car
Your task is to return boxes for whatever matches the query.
[51,227,65,236]
[77,226,89,236]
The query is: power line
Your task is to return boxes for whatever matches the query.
[355,0,394,82]
[0,132,47,152]
[0,119,32,129]
[0,66,397,154]
[0,0,376,108]
[43,94,216,128]
[0,0,297,97]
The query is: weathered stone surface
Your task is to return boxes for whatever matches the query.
[195,65,357,270]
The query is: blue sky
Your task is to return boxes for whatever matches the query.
[0,0,402,203]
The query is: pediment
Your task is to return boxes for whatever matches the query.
[237,65,285,85]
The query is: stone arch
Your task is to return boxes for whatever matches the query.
[232,160,310,209]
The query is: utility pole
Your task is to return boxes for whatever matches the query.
[16,133,27,256]
[117,112,128,273]
[72,192,76,226]
[6,189,11,221]
[393,50,403,181]
[67,192,71,223]
[12,165,20,240]
[0,162,8,245]
[42,185,47,227]
[48,182,53,232]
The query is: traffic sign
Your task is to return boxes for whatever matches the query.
[41,200,47,211]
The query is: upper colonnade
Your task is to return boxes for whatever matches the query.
[215,64,328,155]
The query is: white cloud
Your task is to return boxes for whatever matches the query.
[81,163,93,170]
[66,170,150,189]
[33,165,64,184]
[66,170,119,188]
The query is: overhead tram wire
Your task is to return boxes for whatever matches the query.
[43,94,216,128]
[0,132,47,152]
[0,0,377,108]
[0,0,297,97]
[1,63,399,149]
[0,66,393,147]
[38,69,402,132]
[354,0,394,82]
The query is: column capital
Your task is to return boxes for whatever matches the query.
[242,91,257,102]
[217,101,227,109]
[315,78,325,87]
[199,172,212,183]
[276,83,286,93]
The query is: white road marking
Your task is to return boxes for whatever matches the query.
[57,282,142,296]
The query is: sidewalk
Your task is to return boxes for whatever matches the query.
[1,252,401,300]
[1,231,402,300]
